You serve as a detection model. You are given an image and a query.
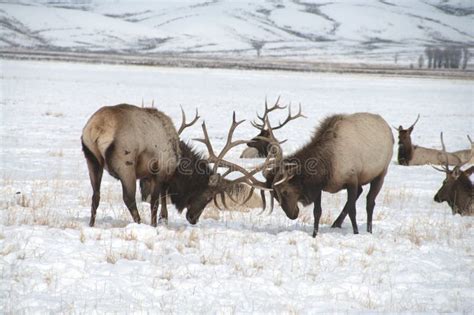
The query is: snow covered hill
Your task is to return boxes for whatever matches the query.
[1,0,473,63]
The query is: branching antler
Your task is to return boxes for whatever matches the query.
[194,112,271,190]
[178,106,200,135]
[251,96,286,130]
[272,103,307,130]
[433,132,474,176]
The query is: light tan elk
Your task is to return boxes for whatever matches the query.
[433,133,473,216]
[82,104,180,227]
[240,97,305,158]
[260,113,393,237]
[395,115,472,165]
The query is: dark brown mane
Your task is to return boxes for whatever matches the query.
[288,114,344,183]
[167,141,212,213]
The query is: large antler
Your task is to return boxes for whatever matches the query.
[432,132,451,173]
[271,103,307,130]
[409,114,420,130]
[194,112,273,208]
[178,106,200,135]
[250,96,286,130]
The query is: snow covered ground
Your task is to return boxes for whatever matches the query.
[1,0,473,64]
[1,59,473,313]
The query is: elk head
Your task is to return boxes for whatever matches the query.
[256,118,308,220]
[393,114,420,165]
[433,133,473,214]
[241,96,305,158]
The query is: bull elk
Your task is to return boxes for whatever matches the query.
[395,115,473,165]
[83,104,264,227]
[81,104,180,227]
[260,112,394,237]
[240,97,305,158]
[433,133,473,216]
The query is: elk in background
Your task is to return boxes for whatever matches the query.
[81,104,180,227]
[240,97,306,158]
[395,115,472,165]
[260,112,394,237]
[433,133,473,216]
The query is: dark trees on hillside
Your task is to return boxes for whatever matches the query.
[425,45,470,70]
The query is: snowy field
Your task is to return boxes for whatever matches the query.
[1,59,473,313]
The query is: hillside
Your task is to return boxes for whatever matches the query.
[1,0,473,64]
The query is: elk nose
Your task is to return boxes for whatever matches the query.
[186,213,198,225]
[434,194,441,203]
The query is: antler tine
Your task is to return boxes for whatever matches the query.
[455,134,474,170]
[410,114,420,129]
[178,106,200,135]
[439,132,450,172]
[272,102,307,130]
[194,121,217,159]
[253,96,286,130]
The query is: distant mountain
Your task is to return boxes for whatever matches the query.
[1,0,473,63]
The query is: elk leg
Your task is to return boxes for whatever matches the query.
[159,183,169,225]
[366,173,385,233]
[120,176,141,224]
[149,179,160,227]
[312,190,322,238]
[346,185,359,234]
[86,157,103,227]
[331,186,362,228]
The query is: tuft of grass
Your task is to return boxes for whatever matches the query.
[365,243,375,255]
[79,230,86,243]
[185,230,200,248]
[43,111,64,118]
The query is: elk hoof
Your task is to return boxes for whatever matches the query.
[312,230,318,238]
[331,222,342,228]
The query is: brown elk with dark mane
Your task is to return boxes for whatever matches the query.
[260,112,393,237]
[395,115,473,166]
[433,133,473,216]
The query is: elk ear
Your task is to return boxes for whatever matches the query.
[408,126,414,133]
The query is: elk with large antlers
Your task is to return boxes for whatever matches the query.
[260,113,394,236]
[240,97,306,158]
[433,133,473,216]
[83,104,264,226]
[395,115,472,165]
[140,108,262,216]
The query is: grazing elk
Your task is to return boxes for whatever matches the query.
[260,113,393,237]
[395,115,472,165]
[81,104,180,227]
[433,133,473,216]
[240,97,305,158]
[83,104,265,227]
